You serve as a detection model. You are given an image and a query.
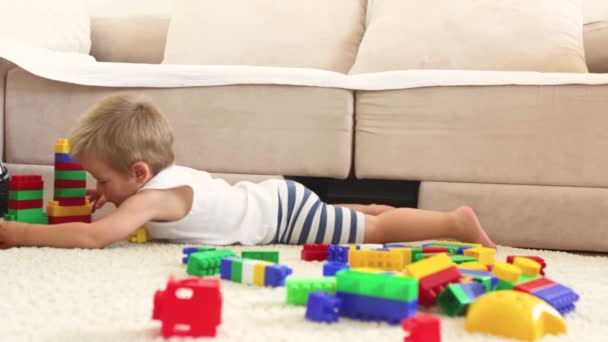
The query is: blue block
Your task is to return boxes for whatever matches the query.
[460,282,486,300]
[182,246,201,264]
[305,292,341,323]
[264,264,293,287]
[328,245,349,263]
[460,269,499,289]
[384,243,411,248]
[55,153,74,163]
[336,292,417,325]
[323,262,350,277]
[220,257,238,280]
[532,284,579,315]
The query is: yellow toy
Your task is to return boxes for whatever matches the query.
[492,262,522,282]
[465,290,567,341]
[129,226,148,243]
[458,262,488,271]
[513,257,542,276]
[464,247,496,265]
[405,253,454,279]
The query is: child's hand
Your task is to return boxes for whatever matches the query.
[86,189,107,212]
[0,220,19,249]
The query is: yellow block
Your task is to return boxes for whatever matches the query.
[492,262,521,282]
[254,262,269,286]
[513,257,541,276]
[405,253,455,279]
[464,247,496,265]
[129,226,147,243]
[466,291,567,341]
[55,138,70,153]
[46,200,92,217]
[388,247,413,265]
[459,262,488,271]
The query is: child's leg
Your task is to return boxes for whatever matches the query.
[363,206,495,247]
[335,204,395,216]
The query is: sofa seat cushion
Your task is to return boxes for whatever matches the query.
[5,68,354,178]
[355,83,608,187]
[584,21,608,73]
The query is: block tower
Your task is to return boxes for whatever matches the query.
[5,175,49,224]
[46,138,92,224]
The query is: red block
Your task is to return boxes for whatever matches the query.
[153,276,222,338]
[54,179,87,188]
[418,266,461,307]
[301,243,330,261]
[507,255,546,275]
[54,162,85,171]
[48,215,92,224]
[8,175,43,191]
[8,199,43,210]
[55,197,87,206]
[402,314,441,342]
[514,278,556,294]
[421,247,448,254]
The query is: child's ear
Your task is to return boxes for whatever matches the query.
[130,161,152,184]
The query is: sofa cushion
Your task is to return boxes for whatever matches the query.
[5,68,354,178]
[0,0,90,54]
[162,0,366,73]
[584,0,608,23]
[351,0,587,73]
[584,21,608,73]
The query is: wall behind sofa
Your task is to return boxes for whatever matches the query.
[85,0,172,17]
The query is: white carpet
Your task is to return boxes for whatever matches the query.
[1,243,607,342]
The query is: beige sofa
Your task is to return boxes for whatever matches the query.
[2,10,608,251]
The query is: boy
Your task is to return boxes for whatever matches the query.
[0,94,495,249]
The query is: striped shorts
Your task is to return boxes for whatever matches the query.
[272,180,365,244]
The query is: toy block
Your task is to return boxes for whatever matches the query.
[406,253,455,279]
[306,292,341,323]
[8,189,43,201]
[6,208,48,224]
[54,170,87,181]
[494,274,541,291]
[492,262,522,282]
[55,138,71,154]
[241,259,257,285]
[323,261,350,276]
[186,249,236,277]
[219,257,292,287]
[402,314,441,342]
[301,243,330,261]
[459,262,488,271]
[264,264,293,287]
[153,276,222,338]
[129,226,147,243]
[459,269,498,292]
[54,162,84,172]
[182,246,216,264]
[8,175,44,191]
[46,200,92,217]
[56,197,87,206]
[241,250,279,263]
[55,153,74,163]
[507,255,546,275]
[421,243,462,254]
[385,243,412,248]
[231,258,243,283]
[54,179,87,188]
[220,257,238,280]
[386,246,413,265]
[418,266,462,307]
[463,247,496,265]
[348,248,406,271]
[336,270,418,302]
[53,187,86,198]
[253,262,269,286]
[512,256,541,276]
[48,215,91,224]
[449,255,478,264]
[337,291,418,324]
[328,245,350,263]
[514,278,579,315]
[437,282,486,316]
[286,277,337,305]
[8,199,43,210]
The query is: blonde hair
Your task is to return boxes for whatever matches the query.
[69,94,175,175]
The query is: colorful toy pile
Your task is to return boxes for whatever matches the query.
[153,241,579,341]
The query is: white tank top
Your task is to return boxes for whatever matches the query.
[138,165,281,245]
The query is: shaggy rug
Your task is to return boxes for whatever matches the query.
[1,243,606,342]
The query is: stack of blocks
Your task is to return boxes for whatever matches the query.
[5,175,48,224]
[47,139,92,224]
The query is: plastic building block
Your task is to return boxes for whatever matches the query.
[8,199,43,210]
[349,248,406,271]
[186,249,236,276]
[463,247,496,265]
[458,262,488,271]
[54,170,87,181]
[8,175,43,191]
[48,215,91,224]
[465,291,566,341]
[512,256,542,276]
[55,197,87,206]
[305,292,341,323]
[494,274,541,291]
[286,277,337,305]
[55,138,71,154]
[55,153,73,163]
[458,268,498,292]
[54,179,87,188]
[54,162,84,171]
[449,255,478,264]
[336,269,418,302]
[386,246,413,265]
[264,264,293,287]
[323,261,350,276]
[437,282,486,316]
[8,189,43,201]
[402,314,441,342]
[221,257,292,287]
[507,255,546,275]
[220,257,238,280]
[241,250,279,263]
[406,253,455,279]
[46,200,92,217]
[514,278,579,315]
[328,245,350,263]
[5,208,48,224]
[129,226,147,243]
[53,187,86,198]
[418,266,461,307]
[253,262,268,286]
[337,291,418,324]
[182,246,216,264]
[492,262,521,282]
[152,276,222,338]
[301,243,330,261]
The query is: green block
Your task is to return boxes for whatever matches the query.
[336,270,418,302]
[54,170,87,180]
[437,284,472,316]
[450,255,478,264]
[286,277,336,306]
[53,188,86,198]
[8,190,44,201]
[6,208,48,224]
[494,274,541,291]
[241,250,279,264]
[231,258,243,283]
[186,249,236,276]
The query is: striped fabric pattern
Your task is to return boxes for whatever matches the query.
[273,180,365,244]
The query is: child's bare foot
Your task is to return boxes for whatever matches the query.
[453,206,496,248]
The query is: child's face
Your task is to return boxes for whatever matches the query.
[78,154,143,207]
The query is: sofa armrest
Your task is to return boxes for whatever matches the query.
[90,16,170,64]
[585,21,608,73]
[0,59,16,161]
